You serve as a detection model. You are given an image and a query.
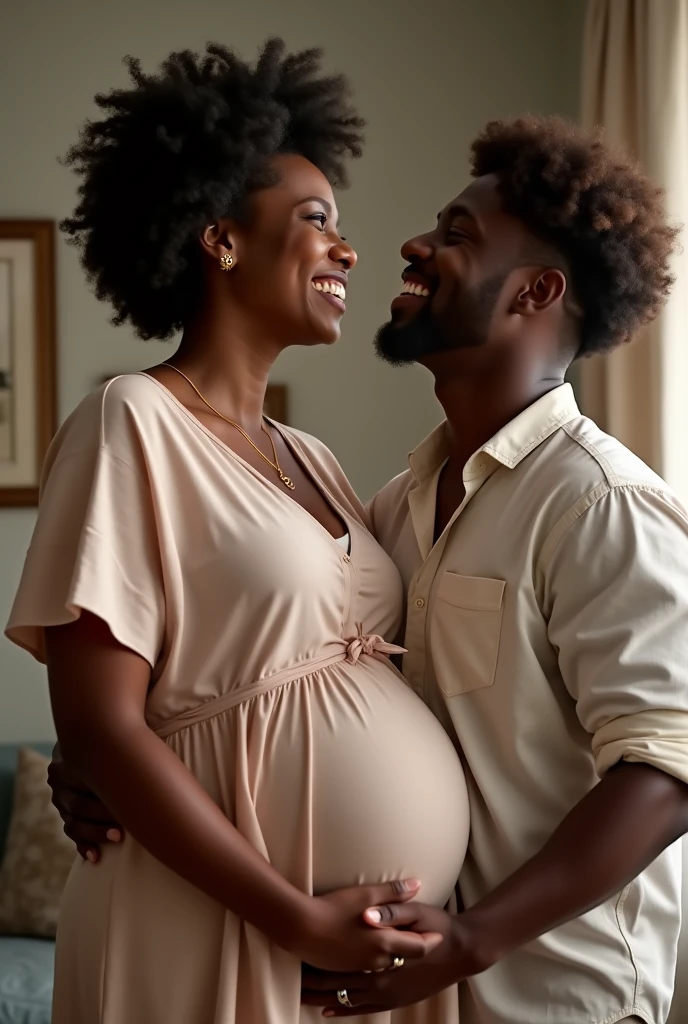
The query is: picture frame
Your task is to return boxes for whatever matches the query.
[0,221,57,507]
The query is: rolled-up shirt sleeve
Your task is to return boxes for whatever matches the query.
[543,484,688,784]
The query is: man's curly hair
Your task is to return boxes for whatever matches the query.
[60,39,364,340]
[470,115,679,356]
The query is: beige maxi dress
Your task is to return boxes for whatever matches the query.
[6,373,469,1024]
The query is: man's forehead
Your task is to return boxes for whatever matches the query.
[439,174,502,220]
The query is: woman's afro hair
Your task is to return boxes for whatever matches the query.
[61,38,364,340]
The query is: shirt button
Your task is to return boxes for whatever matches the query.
[415,597,425,609]
[342,554,351,564]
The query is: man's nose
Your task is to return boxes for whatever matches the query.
[400,232,434,264]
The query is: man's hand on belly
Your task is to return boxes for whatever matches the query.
[301,902,487,1015]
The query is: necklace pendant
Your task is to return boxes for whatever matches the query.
[280,473,296,490]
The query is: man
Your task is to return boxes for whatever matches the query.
[52,116,688,1023]
[302,115,688,1023]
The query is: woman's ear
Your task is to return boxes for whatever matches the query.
[200,219,237,268]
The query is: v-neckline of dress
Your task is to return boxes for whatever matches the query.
[135,372,355,559]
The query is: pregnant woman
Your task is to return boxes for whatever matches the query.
[5,39,469,1024]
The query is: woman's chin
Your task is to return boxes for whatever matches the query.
[303,322,343,347]
[281,314,343,348]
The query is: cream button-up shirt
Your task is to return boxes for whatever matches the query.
[370,384,688,1024]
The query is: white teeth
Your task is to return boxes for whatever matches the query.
[401,281,431,298]
[312,280,346,301]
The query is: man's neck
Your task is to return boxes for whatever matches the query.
[428,353,566,470]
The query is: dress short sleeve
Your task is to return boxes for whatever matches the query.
[5,386,165,668]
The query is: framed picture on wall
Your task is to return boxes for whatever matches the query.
[100,374,289,425]
[0,221,57,507]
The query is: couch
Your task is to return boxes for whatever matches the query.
[0,743,55,1024]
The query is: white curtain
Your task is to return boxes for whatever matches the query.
[580,4,688,1020]
[580,0,688,496]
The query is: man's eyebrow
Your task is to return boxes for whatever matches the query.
[437,204,477,223]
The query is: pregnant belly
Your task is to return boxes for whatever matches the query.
[256,658,469,908]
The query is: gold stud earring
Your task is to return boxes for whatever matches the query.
[220,253,234,272]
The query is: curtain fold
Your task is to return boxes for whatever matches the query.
[579,0,688,498]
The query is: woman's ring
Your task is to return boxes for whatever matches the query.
[389,956,405,970]
[337,989,354,1007]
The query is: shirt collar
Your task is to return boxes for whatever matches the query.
[408,383,580,483]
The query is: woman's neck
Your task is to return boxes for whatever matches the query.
[168,305,280,430]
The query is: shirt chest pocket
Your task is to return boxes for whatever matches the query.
[431,572,506,697]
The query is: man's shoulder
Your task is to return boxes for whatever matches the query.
[560,414,668,492]
[531,414,688,569]
[526,413,677,522]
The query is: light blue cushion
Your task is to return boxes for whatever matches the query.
[0,937,53,1024]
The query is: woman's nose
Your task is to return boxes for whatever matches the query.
[330,237,357,270]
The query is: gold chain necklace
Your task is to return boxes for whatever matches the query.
[163,364,296,491]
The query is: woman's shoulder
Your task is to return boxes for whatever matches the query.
[276,422,350,483]
[277,422,337,463]
[277,423,368,522]
[45,373,168,472]
[98,371,171,433]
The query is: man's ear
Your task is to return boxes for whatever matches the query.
[510,267,567,317]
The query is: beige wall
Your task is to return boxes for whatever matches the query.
[0,0,584,741]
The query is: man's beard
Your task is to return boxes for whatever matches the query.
[375,274,507,366]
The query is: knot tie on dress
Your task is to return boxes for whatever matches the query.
[344,623,407,665]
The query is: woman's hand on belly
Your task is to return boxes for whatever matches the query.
[302,902,474,1015]
[290,880,444,973]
